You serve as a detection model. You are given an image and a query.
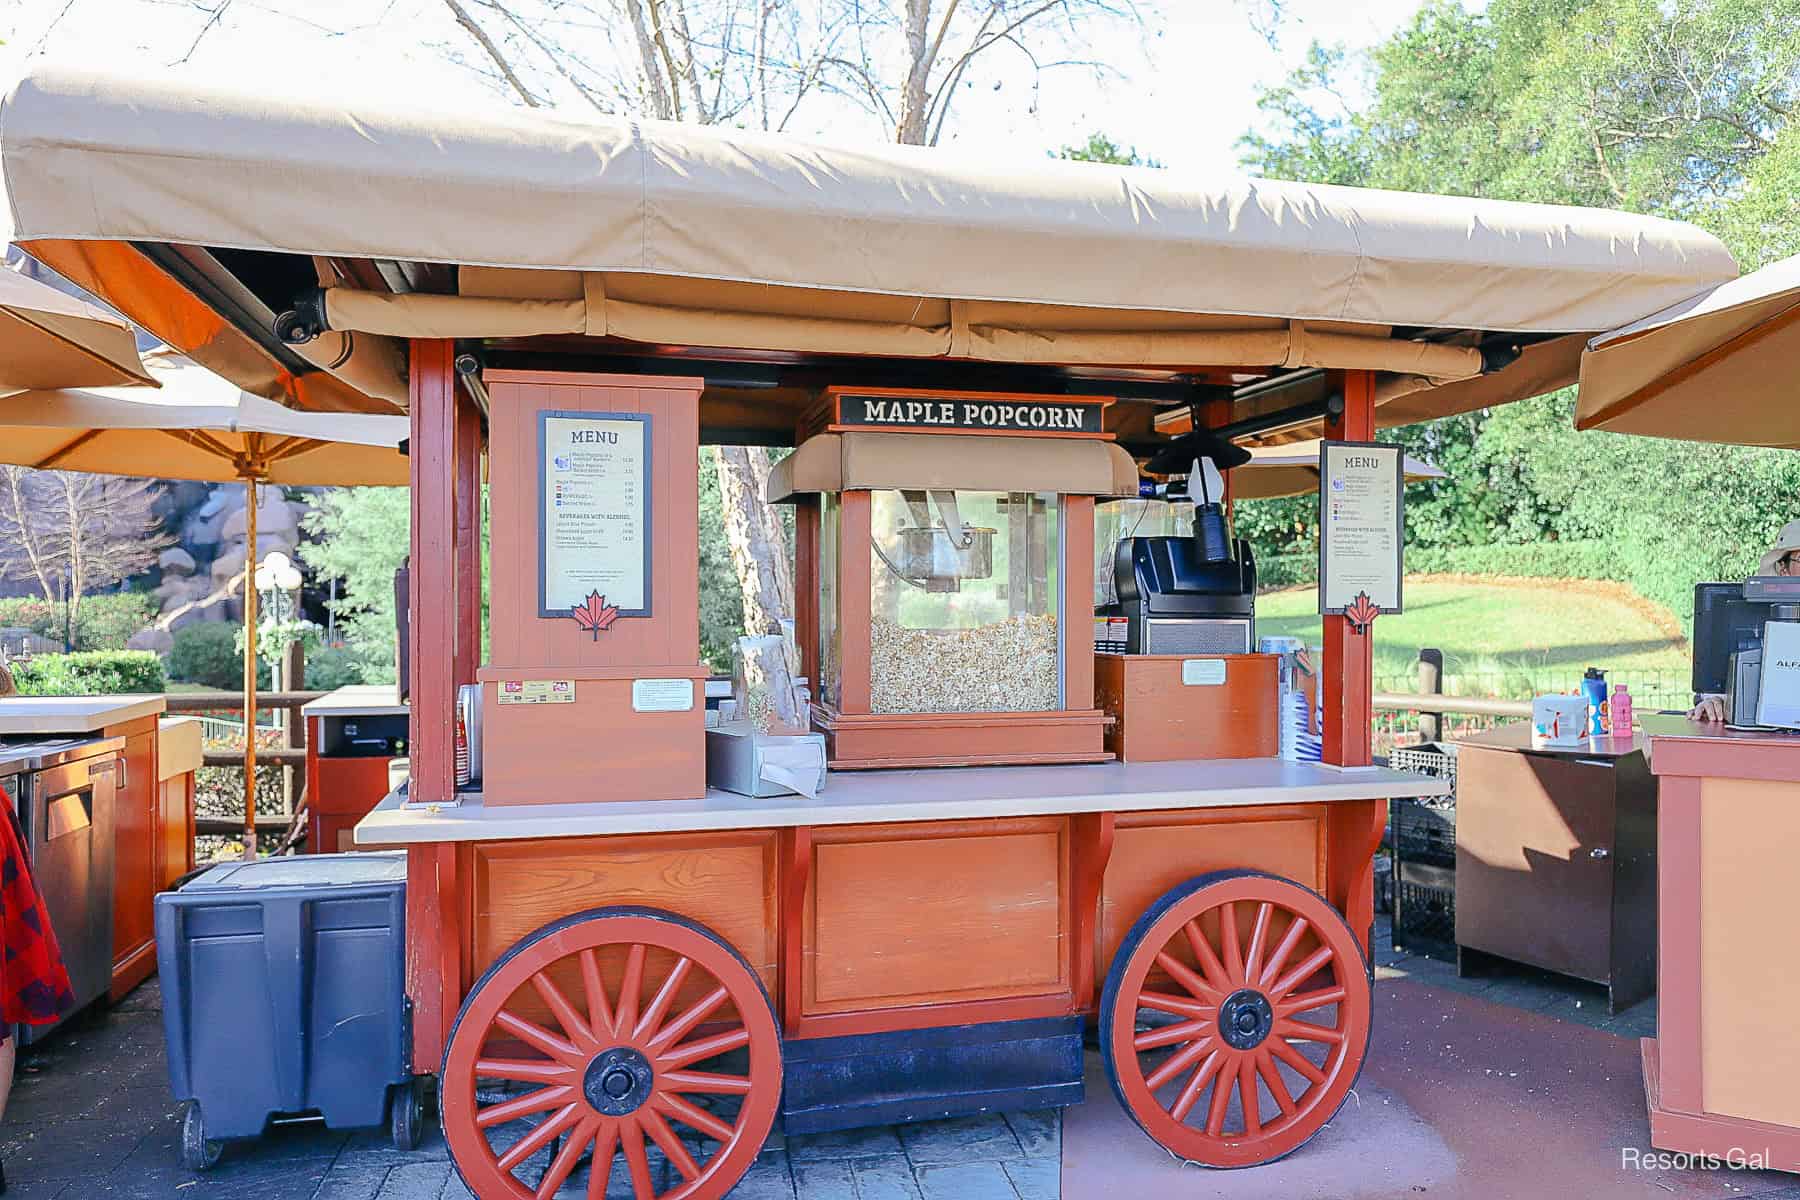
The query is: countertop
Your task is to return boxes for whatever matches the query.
[301,685,409,719]
[355,756,1449,846]
[0,694,166,735]
[1638,711,1800,743]
[1455,722,1647,759]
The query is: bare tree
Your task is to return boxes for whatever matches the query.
[0,467,172,650]
[112,0,1148,647]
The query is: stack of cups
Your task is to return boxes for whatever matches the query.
[1259,636,1319,761]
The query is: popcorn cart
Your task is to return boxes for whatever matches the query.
[0,65,1737,1198]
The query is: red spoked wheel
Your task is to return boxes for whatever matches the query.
[442,907,781,1200]
[1100,870,1371,1169]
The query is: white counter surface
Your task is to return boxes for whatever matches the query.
[0,693,166,735]
[356,756,1447,846]
[301,684,409,719]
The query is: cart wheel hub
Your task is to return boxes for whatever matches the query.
[584,1047,654,1115]
[1219,988,1273,1051]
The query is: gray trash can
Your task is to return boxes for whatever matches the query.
[154,852,423,1170]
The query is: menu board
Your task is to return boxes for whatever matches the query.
[1318,440,1404,615]
[538,411,651,617]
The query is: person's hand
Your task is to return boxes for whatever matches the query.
[1689,694,1727,723]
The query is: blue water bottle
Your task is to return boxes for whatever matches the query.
[1581,667,1609,735]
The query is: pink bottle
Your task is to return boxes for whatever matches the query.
[1611,684,1633,734]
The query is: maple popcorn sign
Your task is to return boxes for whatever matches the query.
[538,410,652,618]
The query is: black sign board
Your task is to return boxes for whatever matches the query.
[835,392,1105,436]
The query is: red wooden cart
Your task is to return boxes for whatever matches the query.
[0,63,1736,1199]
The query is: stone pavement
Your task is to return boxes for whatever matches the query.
[0,977,1058,1200]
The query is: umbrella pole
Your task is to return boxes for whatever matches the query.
[243,477,258,860]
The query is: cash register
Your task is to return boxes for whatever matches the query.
[1693,576,1800,727]
[1096,430,1257,655]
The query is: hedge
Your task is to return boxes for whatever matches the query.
[168,622,270,690]
[1257,540,1622,591]
[10,651,166,696]
[0,593,158,652]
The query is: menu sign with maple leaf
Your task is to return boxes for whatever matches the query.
[1318,440,1404,621]
[570,590,619,640]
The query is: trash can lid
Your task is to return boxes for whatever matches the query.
[181,852,406,891]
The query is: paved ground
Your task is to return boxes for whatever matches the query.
[0,978,1057,1199]
[5,916,1797,1199]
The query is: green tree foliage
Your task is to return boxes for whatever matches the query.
[1057,133,1162,168]
[168,621,269,690]
[13,650,167,696]
[302,487,412,684]
[1237,0,1800,623]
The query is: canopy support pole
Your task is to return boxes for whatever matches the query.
[241,470,258,859]
[406,338,461,1074]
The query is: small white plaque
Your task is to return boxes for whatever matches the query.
[1181,658,1227,686]
[632,678,695,713]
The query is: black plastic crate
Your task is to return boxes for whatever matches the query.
[1389,744,1458,961]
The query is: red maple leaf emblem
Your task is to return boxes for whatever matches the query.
[570,591,619,640]
[1345,590,1381,634]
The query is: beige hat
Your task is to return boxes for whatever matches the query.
[1759,520,1800,575]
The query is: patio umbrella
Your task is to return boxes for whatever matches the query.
[0,265,155,390]
[1576,253,1800,447]
[1232,438,1447,500]
[0,350,408,856]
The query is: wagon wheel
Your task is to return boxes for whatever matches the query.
[1100,869,1371,1169]
[442,907,782,1200]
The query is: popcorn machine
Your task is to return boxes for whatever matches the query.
[771,388,1140,768]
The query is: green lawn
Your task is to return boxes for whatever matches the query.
[1256,579,1692,703]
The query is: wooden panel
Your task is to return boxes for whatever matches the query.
[1698,776,1800,1128]
[311,757,395,815]
[1656,774,1704,1113]
[819,705,1108,769]
[470,831,779,999]
[802,817,1069,1016]
[1454,747,1615,982]
[1098,806,1323,972]
[110,726,158,999]
[479,676,706,805]
[454,388,484,691]
[484,370,703,672]
[155,773,194,891]
[1094,653,1279,761]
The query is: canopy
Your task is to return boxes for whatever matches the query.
[0,67,1736,419]
[0,266,153,390]
[767,432,1139,502]
[1576,253,1800,448]
[1233,439,1446,501]
[0,352,410,484]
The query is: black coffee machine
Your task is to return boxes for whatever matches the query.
[1096,430,1257,655]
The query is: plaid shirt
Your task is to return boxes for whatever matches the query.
[0,793,74,1032]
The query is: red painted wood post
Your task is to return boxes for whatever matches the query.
[409,339,457,803]
[1321,369,1376,768]
[407,339,459,1070]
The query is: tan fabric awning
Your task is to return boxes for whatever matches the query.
[1575,253,1800,447]
[1233,439,1446,500]
[0,66,1735,342]
[0,266,153,390]
[0,350,410,485]
[768,433,1139,502]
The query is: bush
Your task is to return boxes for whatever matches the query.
[304,645,367,691]
[1256,540,1623,592]
[10,651,166,696]
[0,593,158,651]
[168,622,270,690]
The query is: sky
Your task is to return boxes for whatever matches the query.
[0,0,1435,177]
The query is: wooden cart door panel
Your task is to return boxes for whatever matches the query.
[1455,749,1615,982]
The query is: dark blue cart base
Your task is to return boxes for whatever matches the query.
[780,1016,1084,1135]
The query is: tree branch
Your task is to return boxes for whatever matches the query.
[442,0,541,107]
